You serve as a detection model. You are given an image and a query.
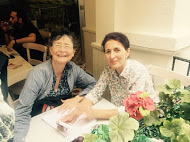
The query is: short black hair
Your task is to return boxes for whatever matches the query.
[102,32,130,52]
[49,28,78,49]
[12,8,28,23]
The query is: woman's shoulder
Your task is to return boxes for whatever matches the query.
[66,61,80,70]
[127,59,148,73]
[29,60,52,75]
[128,59,146,68]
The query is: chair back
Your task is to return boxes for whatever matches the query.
[23,43,48,65]
[147,65,190,88]
[39,30,51,40]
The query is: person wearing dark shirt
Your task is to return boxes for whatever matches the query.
[0,8,44,61]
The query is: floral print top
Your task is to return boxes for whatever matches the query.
[85,59,158,107]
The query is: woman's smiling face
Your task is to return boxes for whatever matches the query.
[105,39,130,74]
[50,35,75,64]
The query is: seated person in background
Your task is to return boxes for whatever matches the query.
[14,28,96,142]
[0,8,44,61]
[0,80,15,142]
[60,32,158,123]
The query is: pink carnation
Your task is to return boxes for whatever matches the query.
[123,91,155,120]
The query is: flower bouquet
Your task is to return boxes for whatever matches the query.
[72,79,190,142]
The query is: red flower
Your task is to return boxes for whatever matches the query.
[123,91,155,120]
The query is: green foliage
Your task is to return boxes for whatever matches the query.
[136,79,190,142]
[180,102,190,120]
[83,125,110,142]
[109,113,139,142]
[139,106,150,117]
[157,79,189,121]
[180,90,190,103]
[167,79,181,89]
[160,118,190,142]
[140,92,150,99]
[132,135,153,142]
[143,111,161,126]
[135,119,168,141]
[83,79,190,142]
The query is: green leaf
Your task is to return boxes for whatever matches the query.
[159,92,173,108]
[159,118,190,142]
[180,103,190,120]
[139,106,150,117]
[132,136,153,142]
[97,125,110,141]
[167,79,181,89]
[176,134,190,142]
[160,119,183,137]
[158,85,173,94]
[140,92,150,99]
[159,126,173,138]
[182,122,190,139]
[143,111,161,126]
[109,113,139,142]
[174,122,190,142]
[158,92,168,101]
[181,91,190,103]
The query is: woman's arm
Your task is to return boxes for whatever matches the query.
[14,69,43,142]
[74,63,96,95]
[60,97,94,124]
[57,95,85,112]
[87,108,119,119]
[59,66,108,112]
[60,97,120,123]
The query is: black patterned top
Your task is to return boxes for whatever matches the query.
[47,64,70,97]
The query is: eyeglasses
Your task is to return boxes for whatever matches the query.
[53,44,73,50]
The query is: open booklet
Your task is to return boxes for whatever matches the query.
[42,109,97,141]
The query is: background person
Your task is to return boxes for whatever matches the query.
[0,8,44,61]
[14,28,96,142]
[60,32,158,124]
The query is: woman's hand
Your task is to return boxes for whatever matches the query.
[60,106,94,124]
[57,95,84,112]
[59,97,94,124]
[60,108,82,124]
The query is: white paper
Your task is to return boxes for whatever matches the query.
[42,109,97,141]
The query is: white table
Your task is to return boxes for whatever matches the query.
[0,45,33,87]
[25,98,117,142]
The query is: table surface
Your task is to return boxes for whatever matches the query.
[25,98,117,142]
[0,45,33,87]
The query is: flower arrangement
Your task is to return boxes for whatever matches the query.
[72,79,190,142]
[123,91,155,120]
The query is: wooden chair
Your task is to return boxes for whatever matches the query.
[147,65,190,89]
[39,30,51,59]
[23,43,48,65]
[39,29,51,40]
[8,43,48,109]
